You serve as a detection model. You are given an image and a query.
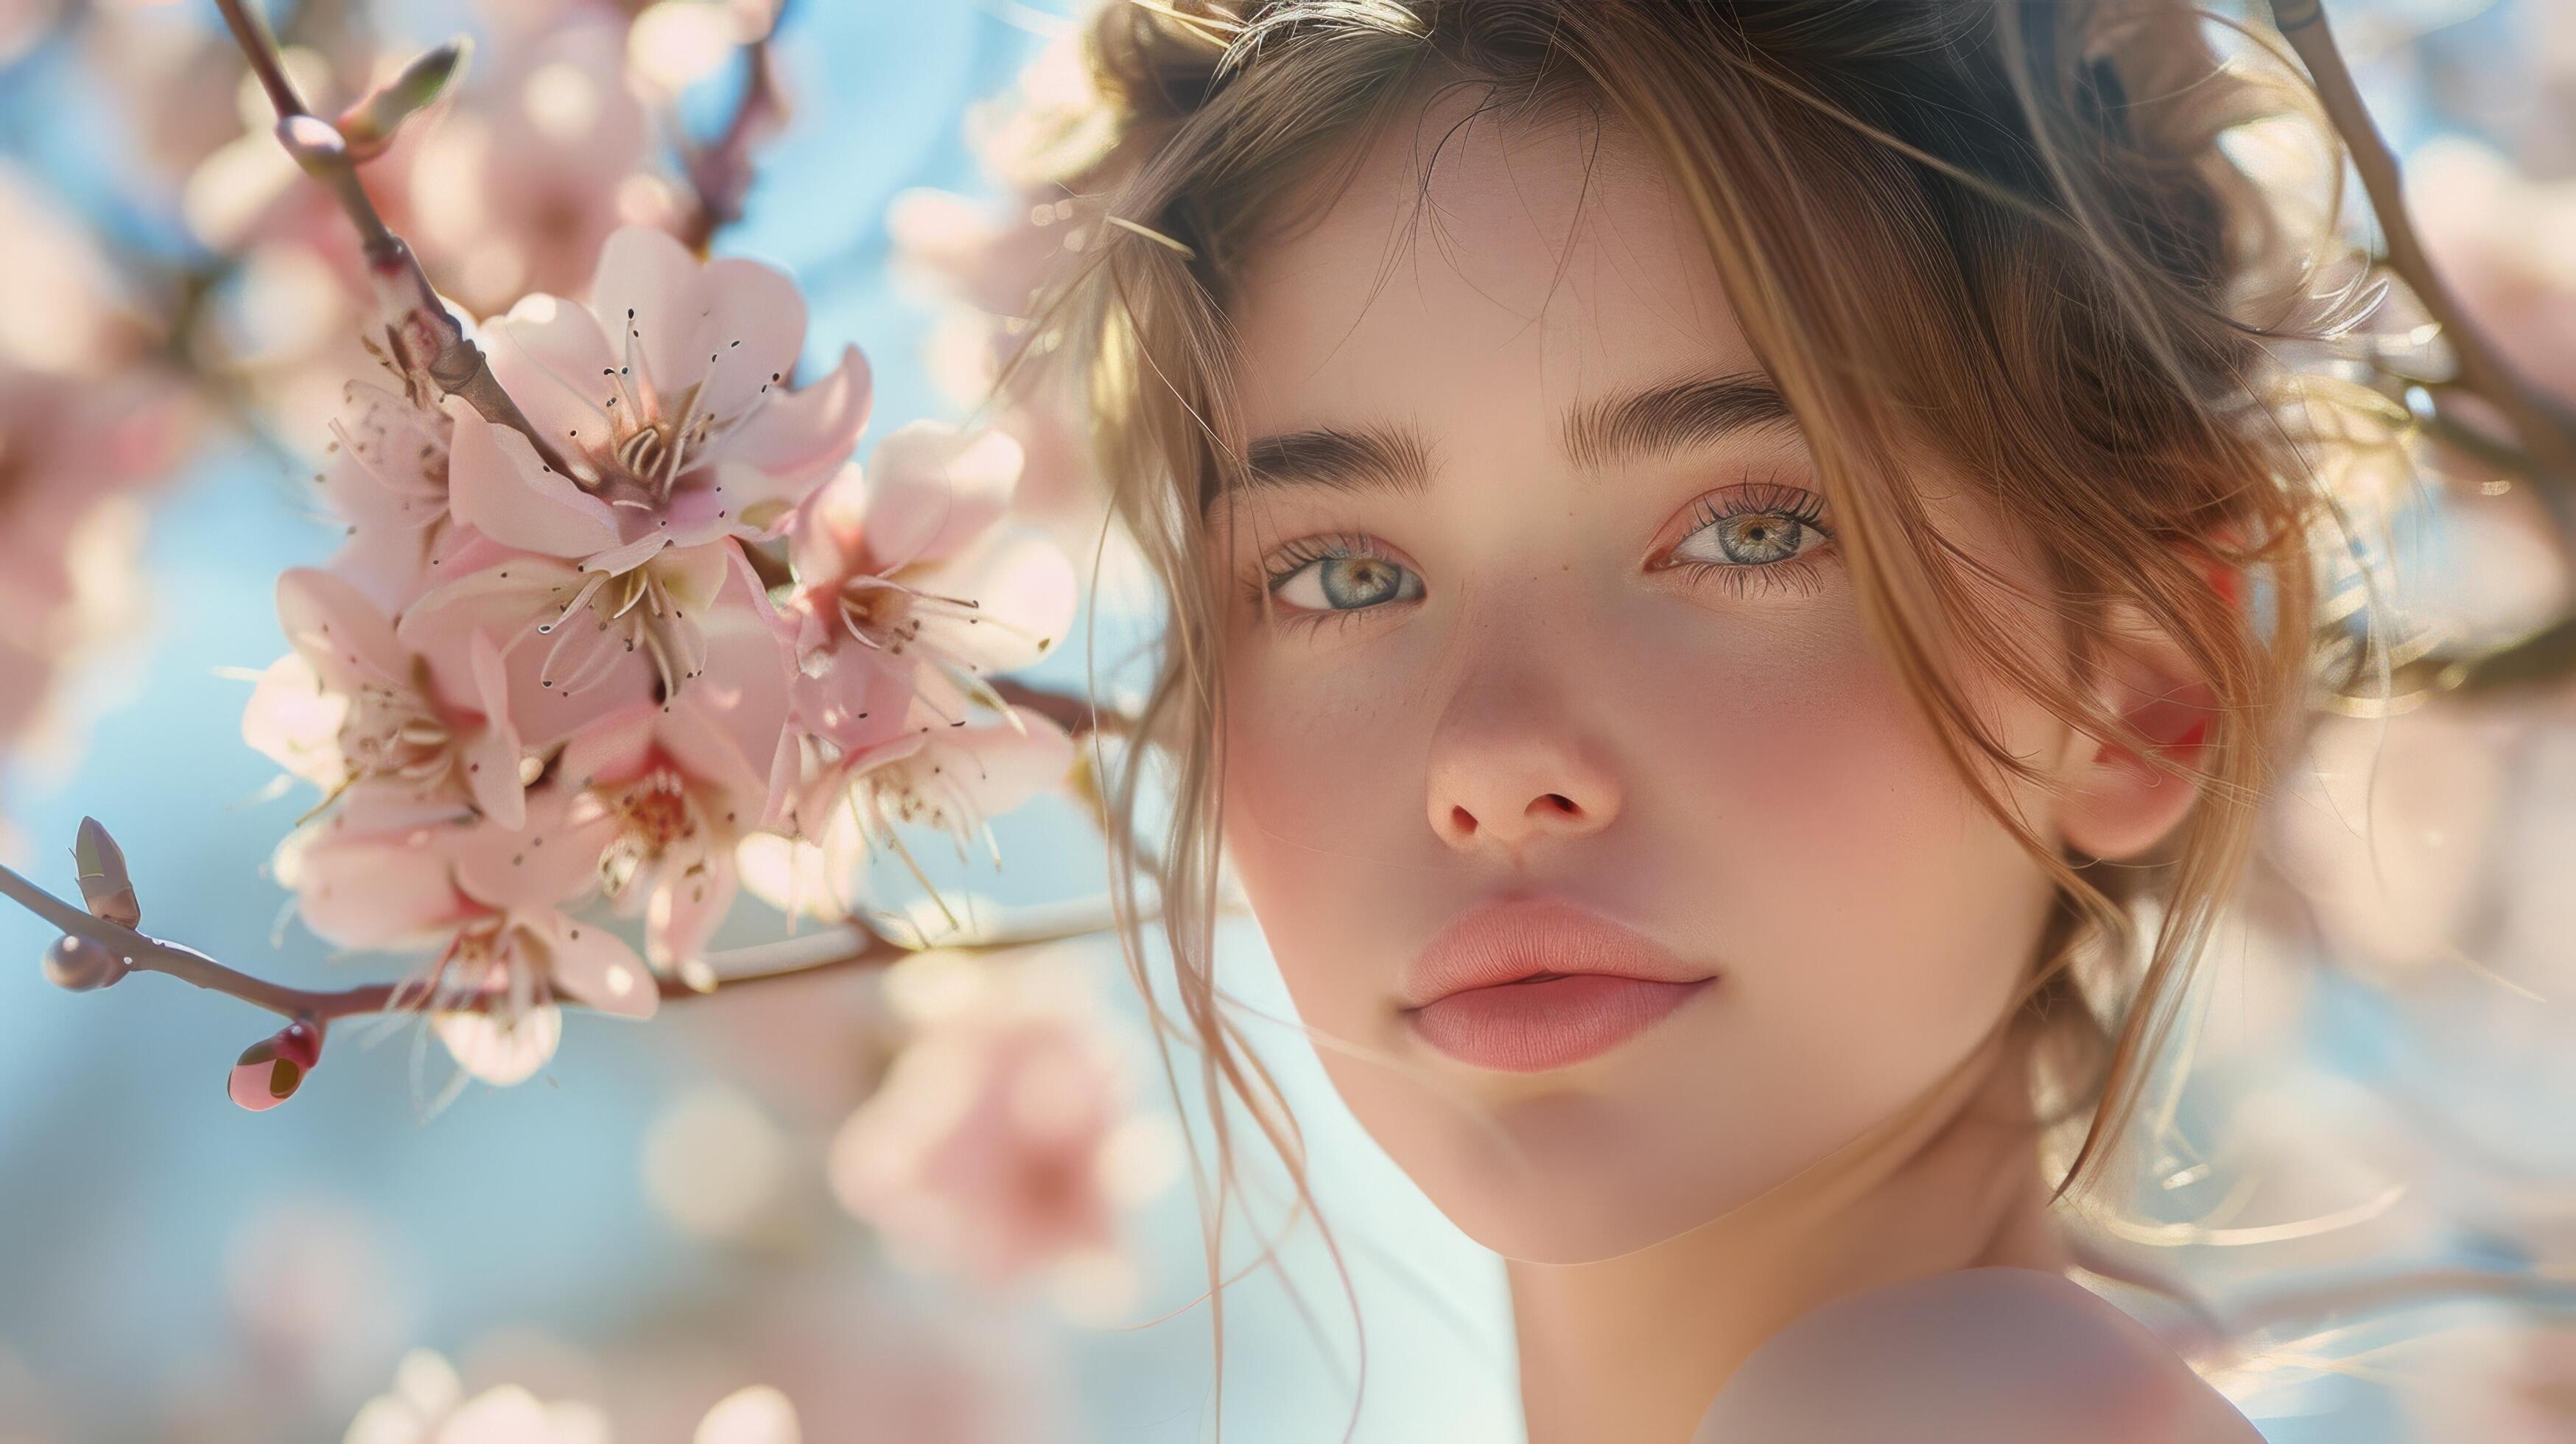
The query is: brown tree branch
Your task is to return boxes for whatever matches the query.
[7,855,1136,1026]
[2268,0,2576,490]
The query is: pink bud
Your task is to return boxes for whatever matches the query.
[41,935,127,992]
[275,1018,325,1070]
[227,1037,305,1112]
[71,817,141,930]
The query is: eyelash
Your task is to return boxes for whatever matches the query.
[1251,532,1404,637]
[1655,480,1835,600]
[1246,480,1837,631]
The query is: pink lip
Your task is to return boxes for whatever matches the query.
[1400,897,1716,1073]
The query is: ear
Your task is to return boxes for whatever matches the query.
[2052,602,2218,863]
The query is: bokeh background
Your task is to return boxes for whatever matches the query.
[0,1,2570,1440]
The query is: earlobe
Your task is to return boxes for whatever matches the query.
[2054,605,2218,863]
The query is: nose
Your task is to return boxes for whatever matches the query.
[1425,687,1622,860]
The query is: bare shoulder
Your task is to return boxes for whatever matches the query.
[1692,1266,2264,1444]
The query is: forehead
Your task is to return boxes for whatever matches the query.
[1230,85,1757,443]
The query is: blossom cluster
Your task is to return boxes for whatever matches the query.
[241,224,1078,1084]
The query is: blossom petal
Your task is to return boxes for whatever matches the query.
[442,396,621,560]
[946,707,1077,817]
[435,1004,563,1086]
[860,422,1023,573]
[484,292,622,457]
[242,653,348,787]
[448,785,614,911]
[916,525,1077,675]
[790,461,867,592]
[277,567,410,695]
[557,700,659,789]
[690,255,809,421]
[399,556,658,747]
[462,631,527,830]
[280,826,466,951]
[723,343,872,496]
[590,225,709,412]
[534,910,658,1019]
[647,846,736,969]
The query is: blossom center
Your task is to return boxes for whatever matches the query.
[337,678,461,793]
[597,768,703,895]
[536,563,700,701]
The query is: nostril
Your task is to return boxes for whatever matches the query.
[1536,793,1577,818]
[1449,804,1478,836]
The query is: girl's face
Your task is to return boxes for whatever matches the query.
[1209,95,2102,1264]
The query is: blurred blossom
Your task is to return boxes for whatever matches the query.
[407,16,661,318]
[642,1082,790,1240]
[0,161,156,373]
[625,0,771,95]
[877,18,1156,612]
[829,946,1163,1293]
[345,1348,611,1444]
[0,162,195,707]
[2407,137,2576,402]
[225,1195,410,1405]
[0,356,193,828]
[693,1383,801,1444]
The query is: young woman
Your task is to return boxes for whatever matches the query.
[1017,1,2380,1436]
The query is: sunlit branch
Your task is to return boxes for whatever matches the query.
[1,678,1133,1026]
[4,854,1140,1026]
[206,0,571,474]
[2269,0,2576,490]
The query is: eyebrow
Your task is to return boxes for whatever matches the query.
[1223,370,1799,508]
[1561,370,1800,471]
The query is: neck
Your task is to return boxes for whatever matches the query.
[1506,1023,2073,1443]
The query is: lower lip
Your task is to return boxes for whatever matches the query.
[1405,974,1714,1073]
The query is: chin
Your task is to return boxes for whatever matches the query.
[1310,1047,1789,1264]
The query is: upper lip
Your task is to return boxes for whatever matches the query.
[1398,895,1711,1009]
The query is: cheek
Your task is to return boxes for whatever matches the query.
[1641,611,2056,1089]
[1214,648,1423,1030]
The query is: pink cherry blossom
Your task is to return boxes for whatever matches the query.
[785,423,1075,745]
[276,779,656,1083]
[243,567,528,829]
[753,701,1075,922]
[314,338,480,614]
[432,225,868,700]
[457,224,870,564]
[554,576,793,974]
[395,530,717,738]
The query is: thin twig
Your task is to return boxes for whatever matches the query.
[206,0,570,474]
[6,855,1137,1025]
[675,0,794,253]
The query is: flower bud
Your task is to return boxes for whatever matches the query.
[228,1034,307,1112]
[275,1018,326,1070]
[42,935,127,992]
[72,816,141,930]
[334,37,471,161]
